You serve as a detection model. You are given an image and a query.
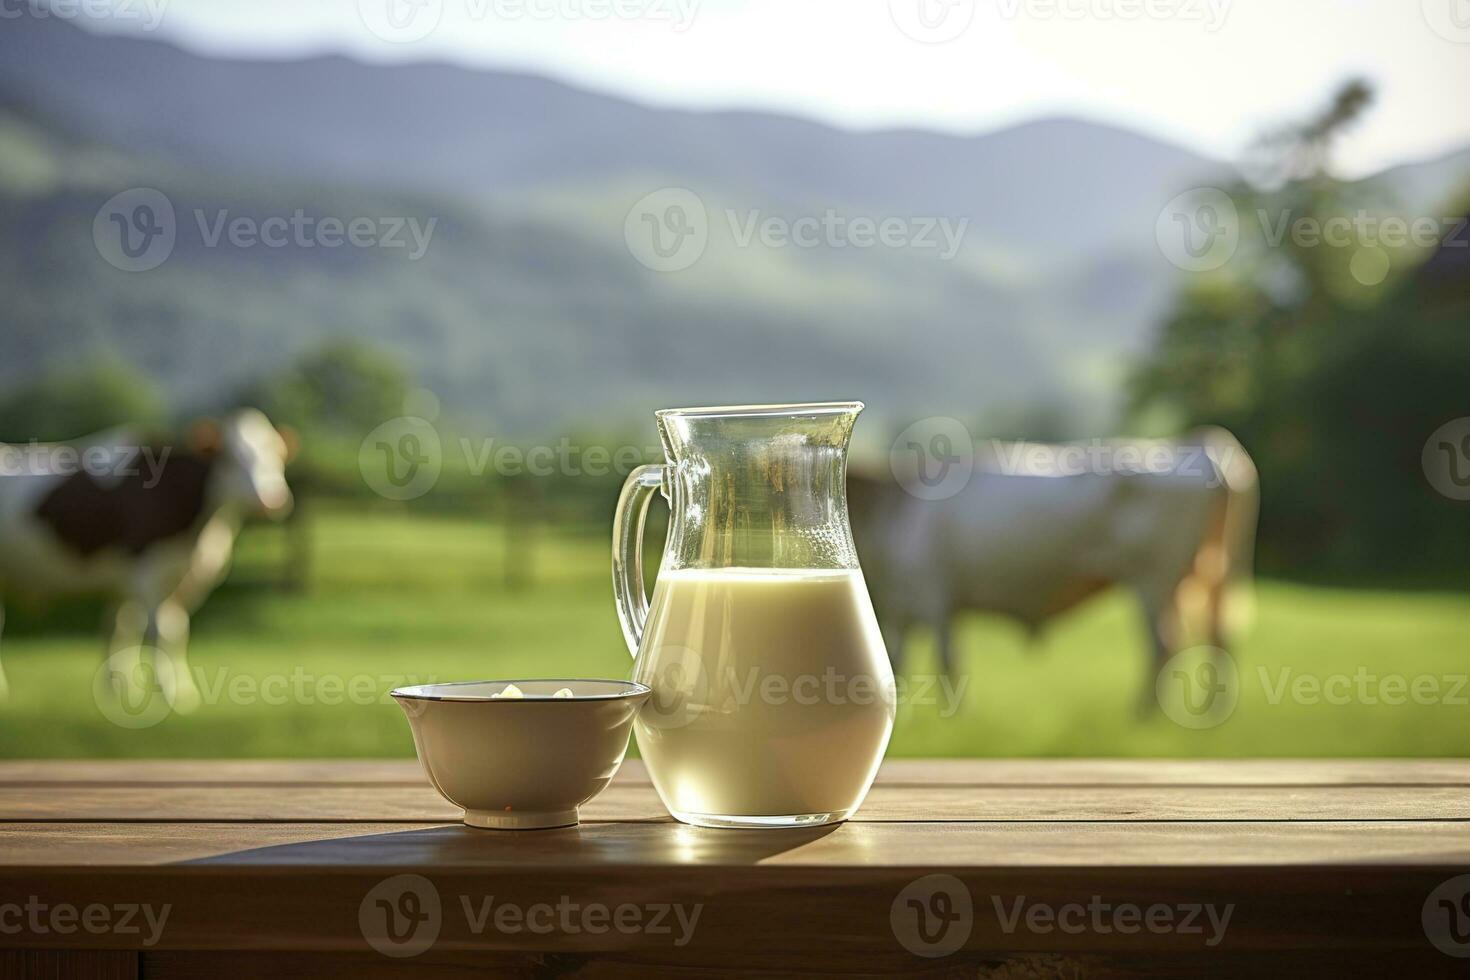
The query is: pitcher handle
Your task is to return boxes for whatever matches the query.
[612,463,665,658]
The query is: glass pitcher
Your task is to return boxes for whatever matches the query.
[612,402,895,828]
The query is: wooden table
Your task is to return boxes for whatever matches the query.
[3,759,1469,977]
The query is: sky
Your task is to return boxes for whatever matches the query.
[81,0,1470,177]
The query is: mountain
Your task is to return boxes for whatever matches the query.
[0,16,1226,259]
[0,95,1065,433]
[1366,146,1470,218]
[1,17,1467,437]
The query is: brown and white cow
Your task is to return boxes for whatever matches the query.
[850,428,1257,713]
[0,409,294,708]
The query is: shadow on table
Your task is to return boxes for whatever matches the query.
[181,821,843,867]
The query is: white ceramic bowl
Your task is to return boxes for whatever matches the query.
[391,679,651,830]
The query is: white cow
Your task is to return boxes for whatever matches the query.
[0,409,294,708]
[850,428,1257,712]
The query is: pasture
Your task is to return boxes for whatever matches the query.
[0,505,1466,758]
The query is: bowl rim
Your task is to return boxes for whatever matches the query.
[390,678,652,703]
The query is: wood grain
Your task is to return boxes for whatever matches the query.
[2,819,1469,867]
[5,783,1469,823]
[5,757,1469,787]
[139,948,1470,980]
[4,759,1467,972]
[0,862,1458,954]
[0,951,137,979]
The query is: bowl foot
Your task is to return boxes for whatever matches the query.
[463,807,578,830]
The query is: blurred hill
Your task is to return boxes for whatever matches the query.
[0,15,1224,258]
[2,17,1467,436]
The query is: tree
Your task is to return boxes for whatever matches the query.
[1131,80,1470,577]
[246,339,411,437]
[0,355,163,442]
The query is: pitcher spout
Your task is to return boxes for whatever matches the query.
[655,401,862,462]
[653,402,864,571]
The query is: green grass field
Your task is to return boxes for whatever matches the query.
[1,505,1466,758]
